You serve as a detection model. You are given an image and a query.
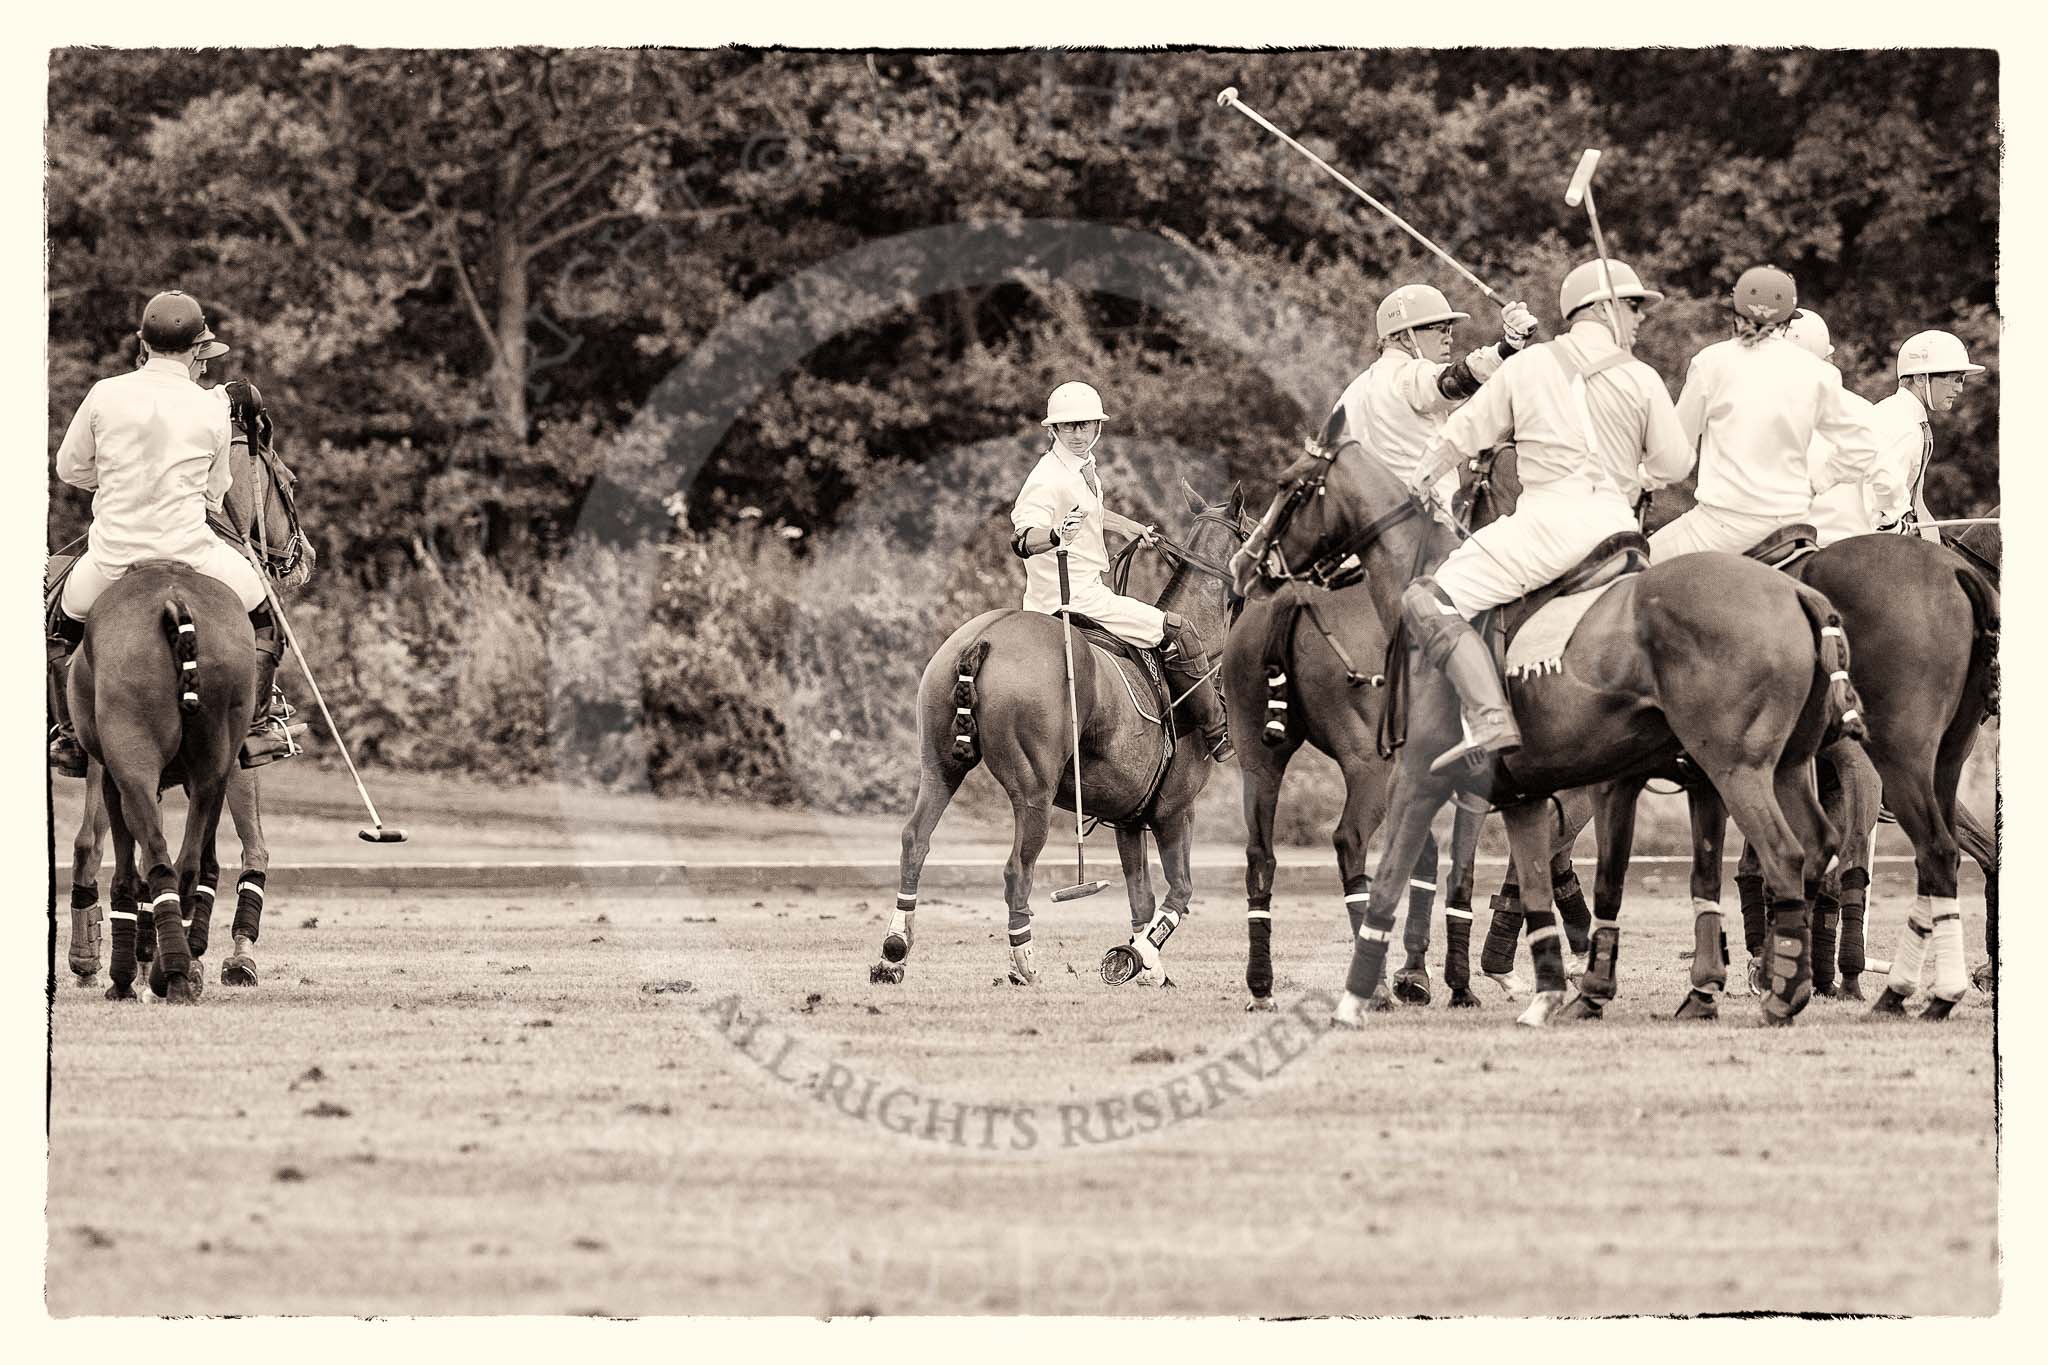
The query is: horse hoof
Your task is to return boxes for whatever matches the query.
[1838,974,1867,1001]
[880,932,911,965]
[1557,993,1604,1022]
[1245,996,1279,1013]
[1134,969,1173,989]
[1516,990,1566,1028]
[221,956,259,988]
[1483,971,1530,1001]
[1447,988,1481,1009]
[1330,992,1371,1029]
[1100,945,1144,987]
[1760,984,1811,1027]
[1920,995,1961,1021]
[868,961,904,985]
[1971,962,1995,995]
[1392,969,1432,1007]
[149,961,167,999]
[1871,988,1911,1017]
[1365,986,1395,1014]
[165,976,200,1005]
[105,981,137,1002]
[71,970,98,988]
[1004,968,1040,987]
[1672,990,1718,1021]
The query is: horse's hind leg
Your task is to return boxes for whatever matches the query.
[1239,737,1295,1009]
[873,758,968,984]
[1954,799,1996,994]
[1330,754,1395,1007]
[67,758,107,985]
[1548,788,1596,960]
[179,781,227,990]
[1676,782,1732,1019]
[1392,828,1439,1005]
[1502,801,1572,1027]
[1701,761,1814,1025]
[114,768,196,1005]
[223,766,268,985]
[1112,813,1194,986]
[1872,756,1964,1018]
[1563,778,1644,1021]
[101,772,140,1002]
[1001,778,1056,987]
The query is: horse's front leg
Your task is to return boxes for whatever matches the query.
[1100,824,1172,986]
[1560,778,1643,1020]
[1333,757,1451,1028]
[1443,798,1485,1007]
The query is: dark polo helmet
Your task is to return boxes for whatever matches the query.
[1731,266,1797,326]
[138,290,218,353]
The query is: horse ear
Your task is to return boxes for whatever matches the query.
[1181,478,1205,514]
[1227,481,1245,518]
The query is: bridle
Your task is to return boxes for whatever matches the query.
[1244,440,1426,591]
[1107,503,1253,597]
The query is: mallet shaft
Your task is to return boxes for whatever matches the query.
[1217,88,1502,304]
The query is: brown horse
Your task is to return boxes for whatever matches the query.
[874,482,1246,986]
[72,563,257,1003]
[1231,440,1863,1027]
[1224,571,1596,1010]
[61,393,313,989]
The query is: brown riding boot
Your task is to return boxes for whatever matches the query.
[1429,628,1521,777]
[47,626,86,779]
[239,620,303,769]
[1163,616,1234,763]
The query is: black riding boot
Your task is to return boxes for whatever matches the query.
[1162,615,1233,763]
[48,617,86,779]
[239,612,302,769]
[1401,583,1519,776]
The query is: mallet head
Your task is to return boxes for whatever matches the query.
[1217,87,1239,108]
[358,826,408,844]
[1565,149,1603,207]
[1051,880,1111,903]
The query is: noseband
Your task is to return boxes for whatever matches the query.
[1248,441,1425,591]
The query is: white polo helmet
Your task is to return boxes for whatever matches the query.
[1376,284,1469,341]
[1896,330,1985,378]
[1785,309,1834,360]
[1558,259,1665,320]
[1042,380,1110,426]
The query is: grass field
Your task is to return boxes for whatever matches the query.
[46,871,1997,1317]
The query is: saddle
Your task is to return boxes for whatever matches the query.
[1741,523,1820,570]
[1483,530,1652,671]
[1056,610,1178,824]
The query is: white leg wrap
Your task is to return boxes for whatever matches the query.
[888,903,913,938]
[1885,896,1934,997]
[1930,901,1967,1001]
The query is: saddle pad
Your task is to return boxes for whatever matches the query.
[1086,641,1167,726]
[1506,576,1631,679]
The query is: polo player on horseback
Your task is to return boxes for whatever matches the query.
[1323,285,1540,518]
[49,290,295,777]
[1650,266,1886,563]
[1786,309,1901,546]
[1872,329,1984,541]
[1010,381,1233,762]
[1397,258,1694,775]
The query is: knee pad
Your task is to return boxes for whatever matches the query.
[1399,578,1465,665]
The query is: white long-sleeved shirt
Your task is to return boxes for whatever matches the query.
[1805,374,1896,544]
[1418,320,1691,507]
[1869,388,1937,536]
[1674,334,1884,521]
[1327,347,1505,505]
[1011,444,1110,616]
[56,357,233,569]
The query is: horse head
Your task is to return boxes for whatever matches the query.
[217,413,314,589]
[1229,439,1430,600]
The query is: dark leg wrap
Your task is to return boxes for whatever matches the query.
[234,870,266,944]
[1481,885,1522,976]
[71,882,98,911]
[1524,907,1566,993]
[1444,908,1477,1006]
[1344,918,1393,1000]
[1837,867,1869,981]
[1246,898,1273,999]
[1552,869,1592,955]
[1582,918,1621,1001]
[1810,883,1841,996]
[1736,868,1769,959]
[107,909,138,998]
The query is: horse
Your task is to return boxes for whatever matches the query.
[1231,439,1864,1027]
[873,481,1246,986]
[59,387,314,989]
[1629,473,1999,1016]
[1225,555,1598,1012]
[1944,507,2000,991]
[71,562,257,1002]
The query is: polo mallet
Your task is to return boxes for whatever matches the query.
[257,577,407,844]
[1217,87,1504,304]
[1050,543,1109,903]
[1564,149,1632,352]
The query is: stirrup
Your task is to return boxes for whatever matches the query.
[49,731,87,779]
[240,716,306,769]
[1429,716,1519,777]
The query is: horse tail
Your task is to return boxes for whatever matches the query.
[949,638,993,765]
[163,596,200,715]
[1955,561,2001,719]
[1794,585,1866,747]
